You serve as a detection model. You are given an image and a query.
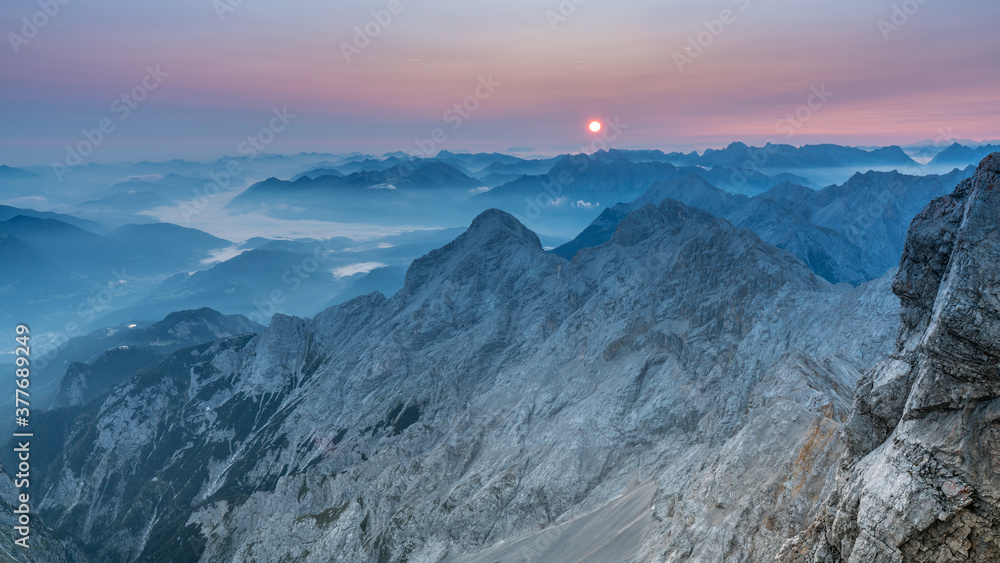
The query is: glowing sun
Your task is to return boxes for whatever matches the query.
[589,120,602,133]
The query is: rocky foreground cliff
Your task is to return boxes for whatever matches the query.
[18,156,1000,562]
[780,153,1000,562]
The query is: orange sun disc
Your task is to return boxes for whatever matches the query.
[589,121,602,133]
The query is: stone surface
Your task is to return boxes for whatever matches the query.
[780,153,1000,563]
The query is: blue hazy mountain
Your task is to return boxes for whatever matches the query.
[290,167,346,181]
[690,142,919,169]
[97,228,465,326]
[0,165,47,201]
[94,173,210,200]
[0,215,120,273]
[228,161,486,224]
[0,164,39,179]
[471,153,814,236]
[325,265,406,307]
[233,161,481,204]
[66,190,175,226]
[293,153,561,188]
[929,142,1000,167]
[0,204,106,232]
[324,155,421,175]
[468,157,562,187]
[45,307,262,409]
[107,223,231,273]
[16,153,350,208]
[0,214,237,369]
[0,215,229,276]
[434,150,535,170]
[101,248,345,326]
[554,166,974,285]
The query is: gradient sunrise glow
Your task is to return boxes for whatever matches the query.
[1,0,997,164]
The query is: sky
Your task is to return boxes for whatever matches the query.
[1,0,998,165]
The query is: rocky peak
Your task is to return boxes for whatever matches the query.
[401,208,550,296]
[467,208,543,248]
[631,174,744,215]
[610,199,719,247]
[758,181,815,210]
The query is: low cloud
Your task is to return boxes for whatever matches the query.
[332,262,387,278]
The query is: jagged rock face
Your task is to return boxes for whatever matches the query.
[781,153,1000,563]
[30,201,900,563]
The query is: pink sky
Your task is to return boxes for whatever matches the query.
[1,0,997,163]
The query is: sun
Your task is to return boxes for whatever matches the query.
[589,120,602,133]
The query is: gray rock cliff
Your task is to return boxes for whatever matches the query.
[780,153,1000,562]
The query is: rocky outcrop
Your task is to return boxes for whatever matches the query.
[780,153,1000,562]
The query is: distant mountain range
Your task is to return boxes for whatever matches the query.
[929,142,1000,167]
[222,143,975,239]
[0,142,986,357]
[0,204,104,232]
[94,227,468,327]
[554,166,974,285]
[229,160,485,223]
[0,213,230,284]
[695,142,919,169]
[0,212,236,379]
